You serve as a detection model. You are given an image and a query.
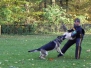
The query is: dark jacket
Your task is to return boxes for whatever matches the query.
[68,26,85,38]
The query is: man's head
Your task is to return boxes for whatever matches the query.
[74,18,80,26]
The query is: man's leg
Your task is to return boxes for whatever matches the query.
[58,40,75,57]
[75,38,82,59]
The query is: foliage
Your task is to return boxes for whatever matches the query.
[2,23,91,34]
[0,0,90,25]
[68,0,91,23]
[75,15,87,24]
[43,5,87,24]
[32,11,44,20]
[0,0,91,34]
[1,25,37,34]
[0,7,13,24]
[43,5,70,24]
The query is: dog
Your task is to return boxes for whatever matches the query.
[28,31,77,59]
[28,36,64,59]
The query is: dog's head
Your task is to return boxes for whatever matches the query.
[56,36,64,43]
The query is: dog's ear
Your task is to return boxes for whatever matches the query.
[57,36,62,38]
[57,36,60,38]
[57,36,63,43]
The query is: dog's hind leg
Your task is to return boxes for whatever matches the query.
[39,49,48,59]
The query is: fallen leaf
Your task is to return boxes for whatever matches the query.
[49,58,53,61]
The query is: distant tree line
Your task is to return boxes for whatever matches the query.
[0,0,91,34]
[0,0,91,25]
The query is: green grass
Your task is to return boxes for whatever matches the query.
[0,34,91,68]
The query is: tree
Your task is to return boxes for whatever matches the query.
[0,0,30,25]
[43,5,71,32]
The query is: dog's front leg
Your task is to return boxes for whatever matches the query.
[55,43,64,55]
[56,47,64,55]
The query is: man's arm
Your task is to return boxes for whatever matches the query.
[68,28,75,32]
[76,27,85,38]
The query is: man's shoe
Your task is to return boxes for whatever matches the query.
[57,53,63,57]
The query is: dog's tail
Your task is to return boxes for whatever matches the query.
[28,48,40,52]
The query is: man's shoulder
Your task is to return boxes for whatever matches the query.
[79,26,85,35]
[82,28,85,35]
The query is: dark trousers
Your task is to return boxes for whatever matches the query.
[61,38,83,59]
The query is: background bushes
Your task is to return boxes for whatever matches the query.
[1,23,91,35]
[1,25,35,34]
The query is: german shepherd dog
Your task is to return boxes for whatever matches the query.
[28,32,76,59]
[28,36,64,59]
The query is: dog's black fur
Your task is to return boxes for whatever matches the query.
[28,36,64,59]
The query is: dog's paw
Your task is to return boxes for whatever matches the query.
[39,56,45,59]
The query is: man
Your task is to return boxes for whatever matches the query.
[58,18,85,59]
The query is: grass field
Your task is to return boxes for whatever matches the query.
[0,34,91,68]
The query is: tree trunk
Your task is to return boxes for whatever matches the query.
[66,0,68,12]
[52,0,55,6]
[44,0,46,8]
[59,0,63,6]
[0,25,1,35]
[24,3,30,24]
